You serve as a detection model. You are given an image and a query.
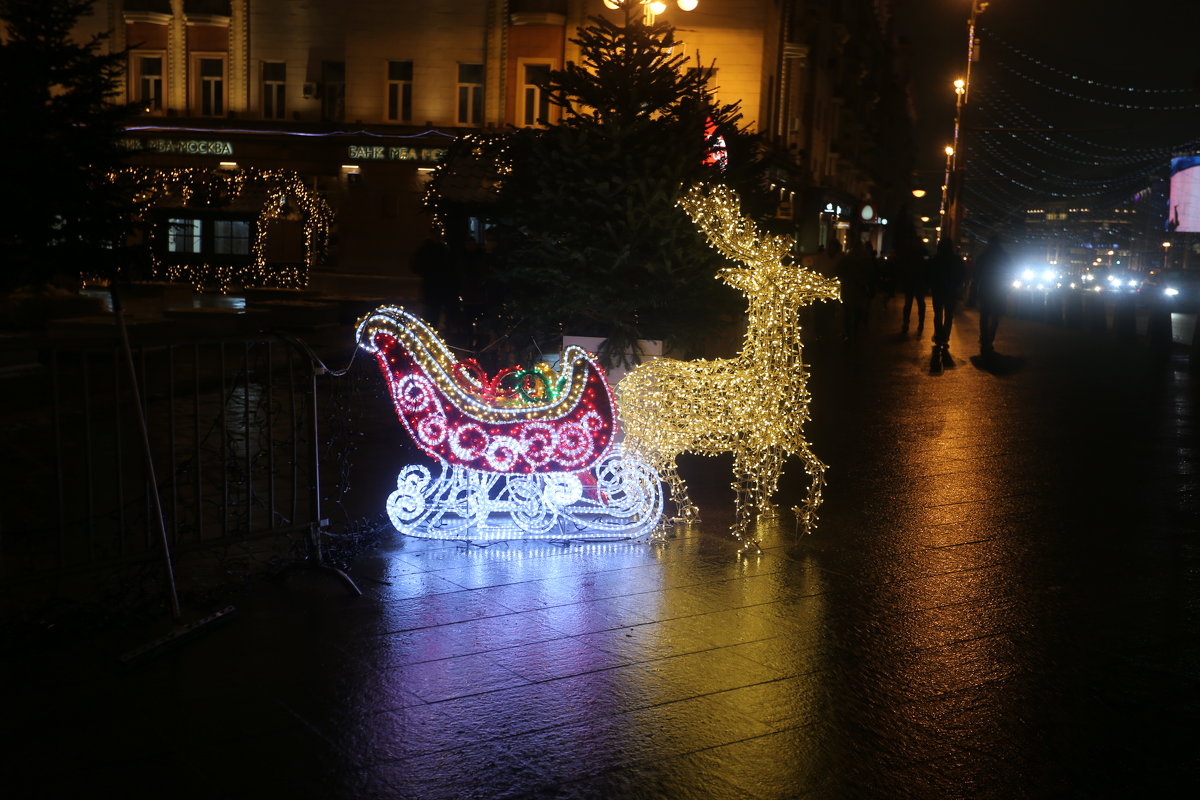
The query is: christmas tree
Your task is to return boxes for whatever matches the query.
[0,0,134,291]
[427,7,768,366]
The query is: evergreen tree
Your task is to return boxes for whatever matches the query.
[428,9,768,365]
[0,0,134,291]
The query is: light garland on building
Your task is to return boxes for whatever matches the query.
[617,183,840,550]
[103,166,332,292]
[357,305,663,541]
[420,132,512,236]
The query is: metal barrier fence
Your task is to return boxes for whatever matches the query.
[0,328,384,624]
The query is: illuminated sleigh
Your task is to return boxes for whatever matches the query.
[356,306,663,541]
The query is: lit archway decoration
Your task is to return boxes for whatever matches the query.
[617,184,840,549]
[105,166,332,291]
[358,306,663,541]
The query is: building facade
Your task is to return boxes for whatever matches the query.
[76,0,913,293]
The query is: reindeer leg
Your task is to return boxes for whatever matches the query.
[661,459,700,524]
[790,444,828,536]
[730,452,761,553]
[754,445,784,520]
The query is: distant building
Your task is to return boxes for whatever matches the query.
[75,0,914,293]
[1021,192,1163,277]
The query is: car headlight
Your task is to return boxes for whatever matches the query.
[1165,287,1180,297]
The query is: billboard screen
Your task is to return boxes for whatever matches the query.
[1169,156,1200,232]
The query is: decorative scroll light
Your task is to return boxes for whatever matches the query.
[358,306,663,541]
[617,184,841,549]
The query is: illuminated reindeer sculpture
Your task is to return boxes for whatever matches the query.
[617,184,841,547]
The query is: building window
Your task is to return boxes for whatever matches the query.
[134,54,164,113]
[196,56,225,117]
[386,60,413,122]
[456,63,483,126]
[167,218,203,253]
[321,61,345,122]
[164,216,253,257]
[213,220,251,255]
[262,61,286,120]
[520,62,551,127]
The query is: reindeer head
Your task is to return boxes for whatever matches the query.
[681,184,841,311]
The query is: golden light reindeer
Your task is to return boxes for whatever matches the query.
[617,183,840,547]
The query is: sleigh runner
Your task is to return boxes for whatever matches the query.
[357,306,663,540]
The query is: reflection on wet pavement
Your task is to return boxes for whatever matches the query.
[3,304,1198,798]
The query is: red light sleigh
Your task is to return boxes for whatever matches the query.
[357,306,663,540]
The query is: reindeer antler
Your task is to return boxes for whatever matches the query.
[679,183,840,304]
[679,183,794,267]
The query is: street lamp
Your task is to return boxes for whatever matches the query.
[946,1,989,245]
[1163,240,1171,269]
[603,0,698,23]
[939,145,954,237]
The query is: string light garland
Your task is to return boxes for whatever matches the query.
[357,305,663,541]
[974,96,1180,167]
[421,132,513,236]
[960,82,1200,216]
[971,137,1161,192]
[983,86,1197,159]
[617,184,840,551]
[102,166,332,292]
[954,30,1200,229]
[981,27,1198,95]
[994,60,1200,110]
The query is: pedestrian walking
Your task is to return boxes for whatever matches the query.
[806,240,842,341]
[412,225,457,331]
[836,239,874,341]
[894,228,929,337]
[971,232,1015,357]
[929,236,964,359]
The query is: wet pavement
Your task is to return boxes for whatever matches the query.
[3,299,1198,798]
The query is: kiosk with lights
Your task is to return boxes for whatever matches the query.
[357,306,663,541]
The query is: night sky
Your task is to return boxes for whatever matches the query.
[895,0,1200,217]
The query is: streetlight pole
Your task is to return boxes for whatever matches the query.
[939,144,954,238]
[947,1,989,245]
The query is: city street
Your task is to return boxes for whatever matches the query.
[3,298,1197,799]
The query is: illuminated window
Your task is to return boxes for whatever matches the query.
[134,54,164,113]
[456,63,483,126]
[167,218,202,253]
[321,61,345,122]
[262,61,286,120]
[519,62,551,127]
[196,56,225,117]
[386,60,413,122]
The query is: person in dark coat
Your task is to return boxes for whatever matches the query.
[412,226,456,330]
[928,236,964,355]
[835,240,874,341]
[972,232,1015,356]
[894,228,930,336]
